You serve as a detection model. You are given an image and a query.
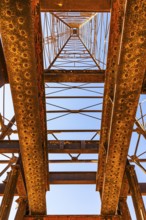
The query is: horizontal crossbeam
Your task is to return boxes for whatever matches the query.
[0,140,99,154]
[24,215,121,220]
[0,171,145,194]
[40,0,111,12]
[44,70,105,83]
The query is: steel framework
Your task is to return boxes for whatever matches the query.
[0,0,146,219]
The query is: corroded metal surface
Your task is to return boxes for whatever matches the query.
[49,172,96,184]
[31,0,48,191]
[141,71,146,93]
[40,0,111,12]
[0,116,15,139]
[126,165,146,220]
[0,0,46,214]
[97,0,126,191]
[0,140,99,154]
[15,197,27,220]
[119,174,131,219]
[24,215,122,220]
[0,165,19,220]
[44,70,105,83]
[0,39,8,87]
[119,198,131,220]
[101,0,146,215]
[0,177,146,195]
[16,171,27,197]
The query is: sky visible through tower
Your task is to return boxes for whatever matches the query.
[0,11,146,219]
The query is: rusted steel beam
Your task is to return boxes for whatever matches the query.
[135,119,146,139]
[0,140,99,154]
[0,39,8,87]
[24,215,122,220]
[0,165,19,220]
[15,162,28,219]
[97,0,127,192]
[32,0,48,191]
[141,71,146,94]
[16,170,27,197]
[118,174,131,219]
[0,177,146,195]
[0,0,47,215]
[101,0,146,215]
[118,198,131,220]
[47,141,99,154]
[40,0,111,12]
[126,165,146,220]
[0,116,15,140]
[49,172,96,184]
[44,70,105,83]
[15,198,27,220]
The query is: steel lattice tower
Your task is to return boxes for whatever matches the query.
[0,0,146,219]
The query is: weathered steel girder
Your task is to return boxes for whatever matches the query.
[24,216,122,220]
[44,70,105,83]
[0,140,99,154]
[0,172,146,194]
[0,115,15,140]
[15,198,28,220]
[118,174,131,219]
[97,0,127,192]
[101,0,146,215]
[0,165,19,220]
[40,0,111,12]
[141,71,146,93]
[126,165,146,220]
[0,39,8,88]
[0,0,47,215]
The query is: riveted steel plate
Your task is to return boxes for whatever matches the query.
[0,0,47,214]
[101,0,146,214]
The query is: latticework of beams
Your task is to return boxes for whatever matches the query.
[42,12,70,69]
[0,0,146,218]
[0,0,47,215]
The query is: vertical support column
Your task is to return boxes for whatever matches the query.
[31,0,48,190]
[0,165,19,220]
[118,173,131,219]
[15,198,27,220]
[126,165,146,220]
[119,198,131,220]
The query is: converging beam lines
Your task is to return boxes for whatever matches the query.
[49,36,100,70]
[42,12,70,69]
[52,12,97,28]
[80,13,110,70]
